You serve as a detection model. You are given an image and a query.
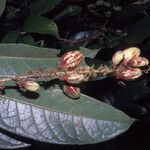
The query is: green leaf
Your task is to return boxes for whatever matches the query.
[30,0,61,15]
[19,35,36,46]
[1,30,36,46]
[124,16,150,44]
[0,132,29,149]
[0,0,6,17]
[54,5,82,21]
[79,47,101,66]
[0,44,134,145]
[0,44,60,58]
[79,47,100,59]
[1,31,36,46]
[22,15,59,38]
[1,31,20,43]
[85,57,103,67]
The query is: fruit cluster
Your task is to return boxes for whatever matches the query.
[112,47,149,80]
[59,50,84,99]
[0,48,149,100]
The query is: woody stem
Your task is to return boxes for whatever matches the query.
[0,65,114,84]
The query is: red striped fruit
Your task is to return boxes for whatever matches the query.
[61,73,85,84]
[112,51,124,65]
[59,50,84,70]
[63,84,81,99]
[19,80,40,92]
[115,67,142,80]
[122,47,141,65]
[129,57,149,67]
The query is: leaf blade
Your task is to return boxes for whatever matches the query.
[0,94,134,144]
[0,43,60,58]
[79,47,100,59]
[0,132,30,149]
[30,0,61,15]
[1,31,20,43]
[22,15,59,38]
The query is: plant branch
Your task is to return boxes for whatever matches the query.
[0,65,113,85]
[59,31,105,45]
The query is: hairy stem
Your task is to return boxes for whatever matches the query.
[0,65,113,84]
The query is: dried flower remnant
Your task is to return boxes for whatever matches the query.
[63,84,81,99]
[59,50,84,70]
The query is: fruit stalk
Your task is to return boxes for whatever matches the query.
[0,65,113,85]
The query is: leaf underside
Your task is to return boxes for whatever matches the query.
[0,132,30,149]
[0,44,134,145]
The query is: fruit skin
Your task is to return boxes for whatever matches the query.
[115,67,142,80]
[61,73,85,84]
[129,57,149,67]
[122,47,141,65]
[19,80,40,91]
[63,84,81,99]
[59,50,84,70]
[112,51,124,65]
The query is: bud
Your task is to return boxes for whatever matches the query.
[19,80,40,92]
[115,67,142,80]
[112,51,124,65]
[63,84,81,99]
[61,73,85,84]
[59,50,84,70]
[129,56,149,67]
[122,47,141,64]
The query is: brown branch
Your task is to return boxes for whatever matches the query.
[59,31,105,45]
[0,65,113,85]
[59,37,90,44]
